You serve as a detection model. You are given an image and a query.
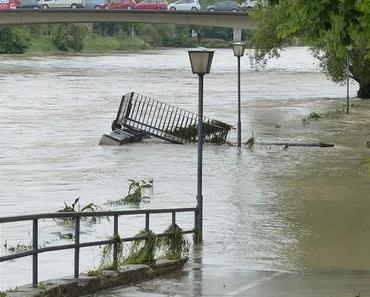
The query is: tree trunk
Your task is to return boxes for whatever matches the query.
[357,82,370,99]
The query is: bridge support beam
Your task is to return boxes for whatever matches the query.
[233,27,242,42]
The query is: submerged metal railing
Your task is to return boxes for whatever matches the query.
[0,207,196,287]
[112,92,232,144]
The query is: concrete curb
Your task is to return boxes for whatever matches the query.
[7,258,187,297]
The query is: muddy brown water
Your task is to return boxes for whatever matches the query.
[0,47,369,290]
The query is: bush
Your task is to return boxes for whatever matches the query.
[52,24,86,51]
[0,27,30,54]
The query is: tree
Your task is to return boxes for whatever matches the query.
[0,27,30,54]
[251,0,370,98]
[52,24,86,51]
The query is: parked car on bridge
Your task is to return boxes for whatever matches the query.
[38,0,85,9]
[84,0,104,8]
[20,0,39,8]
[168,0,199,11]
[206,0,240,12]
[241,0,255,12]
[98,0,136,9]
[135,0,167,10]
[0,0,17,9]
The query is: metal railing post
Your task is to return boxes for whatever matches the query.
[145,213,150,231]
[172,212,176,228]
[32,219,38,287]
[74,216,80,279]
[113,215,119,269]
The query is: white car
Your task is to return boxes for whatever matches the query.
[241,0,256,12]
[168,0,200,11]
[39,0,85,8]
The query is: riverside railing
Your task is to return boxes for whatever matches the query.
[0,207,197,287]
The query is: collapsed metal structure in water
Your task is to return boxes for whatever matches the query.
[100,92,232,145]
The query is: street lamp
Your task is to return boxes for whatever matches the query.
[231,42,246,147]
[188,48,214,243]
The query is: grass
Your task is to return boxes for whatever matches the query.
[0,292,7,297]
[25,33,150,54]
[302,109,344,125]
[36,282,48,290]
[363,158,370,176]
[84,34,150,52]
[87,270,99,277]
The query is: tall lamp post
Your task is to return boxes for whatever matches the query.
[231,42,246,148]
[188,48,214,243]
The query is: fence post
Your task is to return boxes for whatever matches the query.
[172,212,176,228]
[32,219,38,287]
[113,215,119,270]
[74,216,80,279]
[194,209,199,243]
[145,213,150,231]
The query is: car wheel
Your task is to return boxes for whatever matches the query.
[71,3,77,8]
[95,5,100,9]
[191,6,197,11]
[232,8,237,12]
[170,6,175,10]
[42,4,48,8]
[210,8,215,11]
[127,5,132,9]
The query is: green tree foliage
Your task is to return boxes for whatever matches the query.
[52,24,86,51]
[251,0,370,98]
[0,27,30,54]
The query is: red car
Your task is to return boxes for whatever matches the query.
[0,0,17,9]
[135,0,167,10]
[99,0,137,9]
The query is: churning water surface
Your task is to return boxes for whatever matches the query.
[0,47,369,290]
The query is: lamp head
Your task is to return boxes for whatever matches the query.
[231,42,246,58]
[188,48,215,75]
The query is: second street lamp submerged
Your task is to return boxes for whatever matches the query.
[231,42,246,148]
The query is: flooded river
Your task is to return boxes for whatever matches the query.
[1,47,370,290]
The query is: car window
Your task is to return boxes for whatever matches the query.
[185,0,193,3]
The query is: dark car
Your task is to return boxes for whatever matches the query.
[135,0,168,10]
[20,0,39,8]
[206,1,240,12]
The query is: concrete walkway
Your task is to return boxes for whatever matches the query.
[91,262,370,297]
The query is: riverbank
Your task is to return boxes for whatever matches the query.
[0,24,232,55]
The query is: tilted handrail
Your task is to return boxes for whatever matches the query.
[112,92,232,144]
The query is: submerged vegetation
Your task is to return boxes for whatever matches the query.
[97,225,189,271]
[126,230,158,264]
[363,158,370,176]
[99,235,124,270]
[121,179,153,205]
[302,109,344,125]
[159,224,189,260]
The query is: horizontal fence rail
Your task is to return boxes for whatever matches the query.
[112,92,232,144]
[0,207,197,287]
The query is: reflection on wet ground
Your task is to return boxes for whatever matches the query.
[1,47,369,291]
